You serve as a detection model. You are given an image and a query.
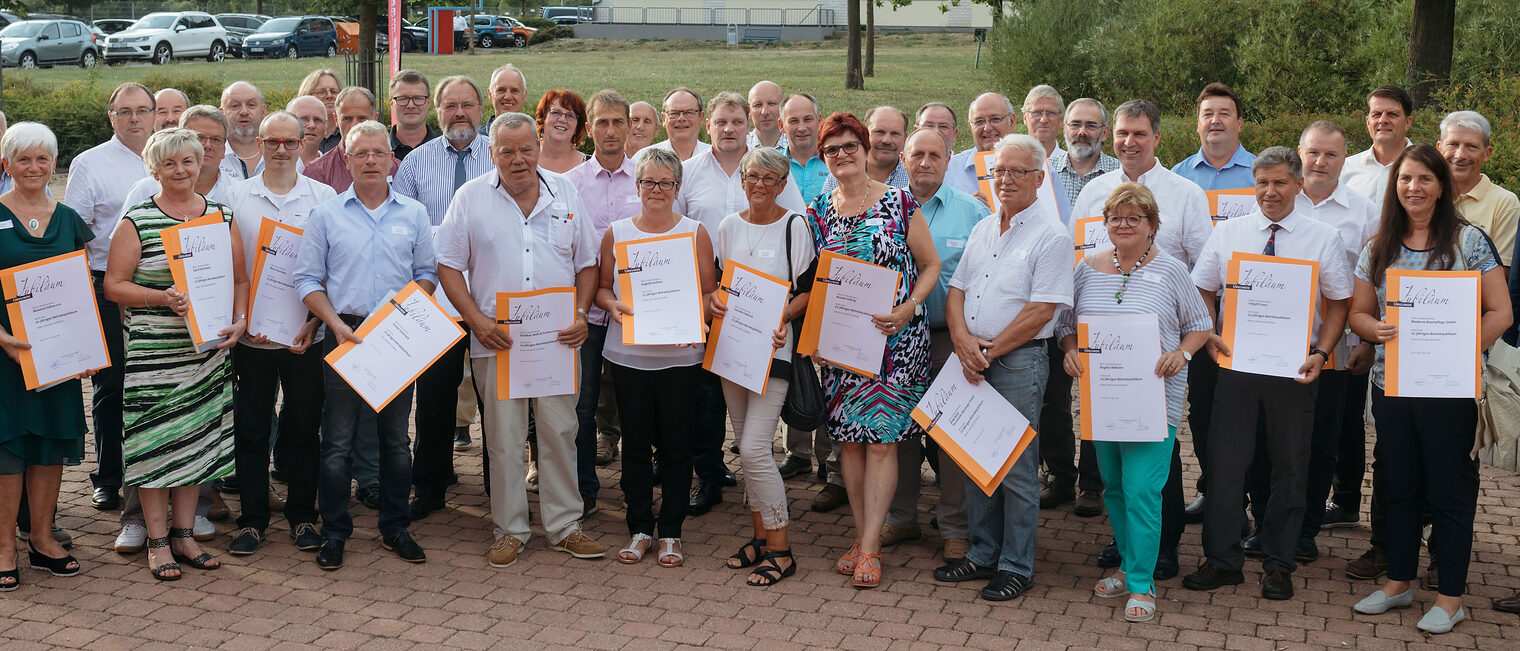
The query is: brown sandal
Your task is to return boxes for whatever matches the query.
[836,541,861,575]
[852,552,882,589]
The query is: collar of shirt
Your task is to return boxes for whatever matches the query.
[1459,174,1494,202]
[390,124,441,147]
[1123,158,1168,185]
[1185,144,1254,173]
[342,187,404,221]
[589,154,636,180]
[488,170,561,220]
[244,173,321,207]
[107,135,140,160]
[1298,182,1356,211]
[1351,139,1414,169]
[1052,149,1118,175]
[1249,207,1308,234]
[446,135,488,159]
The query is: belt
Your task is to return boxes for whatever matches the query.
[337,314,365,328]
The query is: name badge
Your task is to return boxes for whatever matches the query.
[946,239,965,249]
[1013,249,1029,260]
[862,217,885,228]
[756,249,776,259]
[625,195,639,204]
[0,221,12,230]
[553,202,567,211]
[390,226,407,235]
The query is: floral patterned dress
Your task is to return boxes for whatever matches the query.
[807,187,930,443]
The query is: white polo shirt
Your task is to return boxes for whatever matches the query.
[1340,139,1412,206]
[949,203,1074,342]
[1295,185,1379,367]
[635,138,712,163]
[671,148,805,237]
[64,136,149,271]
[1073,159,1213,267]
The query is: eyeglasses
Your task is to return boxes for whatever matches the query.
[392,95,429,106]
[990,167,1039,180]
[636,179,679,191]
[664,109,700,120]
[347,150,391,160]
[1024,110,1060,121]
[195,134,226,148]
[970,113,1010,129]
[1104,215,1146,227]
[820,141,862,158]
[111,108,154,119]
[260,138,303,151]
[546,108,579,122]
[439,102,480,113]
[1065,121,1104,132]
[741,173,782,187]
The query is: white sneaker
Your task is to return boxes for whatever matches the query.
[194,515,215,541]
[115,522,147,553]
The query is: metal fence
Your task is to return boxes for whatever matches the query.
[592,5,840,27]
[34,2,323,21]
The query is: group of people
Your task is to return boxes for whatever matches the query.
[0,65,1517,635]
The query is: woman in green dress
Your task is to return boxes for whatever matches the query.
[103,128,249,581]
[0,123,95,591]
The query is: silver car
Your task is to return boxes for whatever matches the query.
[0,19,99,68]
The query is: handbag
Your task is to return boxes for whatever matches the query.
[779,213,826,431]
[1474,338,1520,470]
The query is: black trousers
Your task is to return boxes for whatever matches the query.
[412,337,470,502]
[1202,368,1317,573]
[1158,433,1186,553]
[1185,351,1220,495]
[1371,387,1478,597]
[1331,371,1370,506]
[89,273,126,490]
[611,362,697,539]
[690,369,729,486]
[233,345,324,531]
[1299,369,1349,539]
[1038,339,1102,493]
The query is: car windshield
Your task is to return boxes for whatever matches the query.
[0,22,43,37]
[135,14,176,30]
[256,17,301,34]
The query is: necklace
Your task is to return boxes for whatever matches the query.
[27,218,39,231]
[838,182,873,218]
[1112,244,1152,304]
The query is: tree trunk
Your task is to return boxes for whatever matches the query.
[1406,0,1455,108]
[468,8,477,54]
[257,1,264,17]
[358,2,378,96]
[865,1,875,77]
[846,0,863,89]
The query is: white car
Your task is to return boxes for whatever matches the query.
[103,11,228,65]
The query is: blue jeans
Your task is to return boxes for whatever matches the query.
[964,341,1048,577]
[318,336,414,540]
[573,323,608,498]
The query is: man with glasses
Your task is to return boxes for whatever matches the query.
[287,96,329,166]
[154,88,190,132]
[484,64,527,129]
[219,81,270,182]
[223,111,337,556]
[1021,85,1065,162]
[389,70,439,161]
[821,106,911,194]
[781,93,828,202]
[916,102,960,149]
[304,87,399,194]
[1173,83,1256,192]
[1049,99,1120,207]
[747,80,788,150]
[393,75,495,522]
[639,87,711,162]
[945,92,1018,199]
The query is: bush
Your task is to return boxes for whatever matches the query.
[528,25,574,45]
[519,16,556,30]
[3,76,110,169]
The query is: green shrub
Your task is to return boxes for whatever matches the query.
[519,16,556,30]
[529,25,574,45]
[3,77,110,169]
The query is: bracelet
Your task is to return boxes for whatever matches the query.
[143,288,149,307]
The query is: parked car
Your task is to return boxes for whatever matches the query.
[0,18,99,68]
[415,14,534,49]
[496,15,537,47]
[215,13,269,57]
[102,11,228,65]
[0,12,22,29]
[541,6,592,25]
[92,18,135,35]
[377,17,428,52]
[242,16,338,59]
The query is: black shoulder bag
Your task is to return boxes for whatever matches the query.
[780,213,826,431]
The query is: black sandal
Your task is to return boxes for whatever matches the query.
[146,536,181,581]
[170,528,220,570]
[980,570,1032,602]
[28,542,80,577]
[0,567,18,592]
[727,537,766,569]
[747,549,796,587]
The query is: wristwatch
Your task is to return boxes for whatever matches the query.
[1308,347,1330,361]
[1180,349,1192,362]
[908,296,923,317]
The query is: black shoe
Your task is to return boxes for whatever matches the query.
[291,523,322,551]
[92,486,121,511]
[1155,549,1179,581]
[453,426,471,451]
[718,469,738,487]
[816,462,826,482]
[933,557,994,583]
[1294,537,1319,563]
[1184,494,1206,524]
[382,530,426,563]
[980,570,1033,601]
[1422,559,1439,591]
[1072,491,1104,517]
[688,483,723,515]
[409,496,446,521]
[727,442,739,454]
[356,485,381,510]
[270,467,289,483]
[1242,533,1264,558]
[1096,541,1121,568]
[1038,484,1075,509]
[651,459,662,485]
[216,476,240,493]
[776,455,812,480]
[1344,547,1388,580]
[1321,500,1359,529]
[316,538,344,570]
[1261,569,1294,600]
[1182,562,1245,591]
[228,528,263,556]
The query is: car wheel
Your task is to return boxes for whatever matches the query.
[152,42,172,65]
[401,34,415,52]
[80,49,97,69]
[514,34,527,48]
[18,51,36,69]
[287,44,299,59]
[207,41,225,62]
[479,33,494,48]
[325,42,336,58]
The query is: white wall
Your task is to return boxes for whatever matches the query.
[598,0,995,29]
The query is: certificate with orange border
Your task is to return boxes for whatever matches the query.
[1219,252,1319,378]
[1077,314,1168,442]
[1,250,110,390]
[1072,216,1108,266]
[911,354,1037,496]
[1206,188,1255,227]
[974,150,1063,220]
[325,281,466,411]
[496,287,578,400]
[797,250,901,378]
[613,231,704,345]
[1385,269,1481,398]
[247,218,308,347]
[703,261,790,395]
[160,212,233,352]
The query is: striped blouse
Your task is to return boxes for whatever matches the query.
[1057,249,1213,426]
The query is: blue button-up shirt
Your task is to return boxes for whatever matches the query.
[1171,144,1256,191]
[784,149,830,205]
[392,132,494,226]
[918,183,990,329]
[293,188,438,318]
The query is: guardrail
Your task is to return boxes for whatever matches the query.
[592,5,839,27]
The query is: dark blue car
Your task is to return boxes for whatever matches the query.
[241,15,337,59]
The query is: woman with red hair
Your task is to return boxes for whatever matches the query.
[535,89,589,174]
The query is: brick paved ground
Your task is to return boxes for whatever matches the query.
[4,390,1520,650]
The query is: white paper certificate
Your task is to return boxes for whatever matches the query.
[798,250,901,378]
[1207,189,1256,227]
[614,232,705,345]
[1072,216,1110,266]
[911,354,1038,496]
[497,288,578,400]
[1,250,110,390]
[703,262,790,394]
[326,282,467,410]
[1220,253,1319,378]
[247,218,308,347]
[1385,269,1481,398]
[1077,313,1168,442]
[161,213,234,352]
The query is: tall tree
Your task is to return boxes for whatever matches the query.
[1407,0,1455,108]
[846,0,863,89]
[865,0,875,77]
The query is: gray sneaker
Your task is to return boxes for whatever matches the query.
[777,455,812,480]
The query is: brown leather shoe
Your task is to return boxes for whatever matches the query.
[595,436,617,466]
[1072,491,1104,517]
[811,483,848,512]
[1494,591,1520,614]
[207,490,231,521]
[942,538,969,561]
[268,489,286,512]
[879,524,922,547]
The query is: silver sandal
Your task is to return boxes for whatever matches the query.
[1125,592,1156,622]
[618,533,653,564]
[1094,575,1129,598]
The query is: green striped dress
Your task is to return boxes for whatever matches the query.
[121,198,236,488]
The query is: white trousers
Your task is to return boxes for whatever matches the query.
[471,356,581,544]
[722,376,791,529]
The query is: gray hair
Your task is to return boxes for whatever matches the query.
[739,146,790,181]
[1064,98,1108,127]
[1023,85,1065,115]
[491,64,526,91]
[344,120,392,151]
[488,112,538,146]
[109,82,153,111]
[220,81,264,107]
[1113,99,1161,133]
[260,111,304,138]
[864,105,910,129]
[916,101,958,126]
[1298,120,1347,149]
[335,86,377,113]
[1252,146,1303,180]
[1439,110,1492,147]
[143,128,203,172]
[787,93,820,116]
[435,75,483,106]
[636,148,683,186]
[994,133,1046,163]
[0,121,57,162]
[707,91,749,119]
[179,105,228,135]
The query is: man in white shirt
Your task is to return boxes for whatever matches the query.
[1021,85,1065,161]
[638,87,710,162]
[219,81,268,182]
[65,81,154,514]
[1183,147,1353,601]
[1341,85,1415,205]
[223,112,337,556]
[435,112,607,568]
[746,80,788,150]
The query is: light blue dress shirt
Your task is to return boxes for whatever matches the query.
[392,133,494,225]
[292,188,438,317]
[784,150,830,205]
[1171,144,1256,191]
[919,183,991,329]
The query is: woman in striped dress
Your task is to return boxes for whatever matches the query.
[104,128,249,581]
